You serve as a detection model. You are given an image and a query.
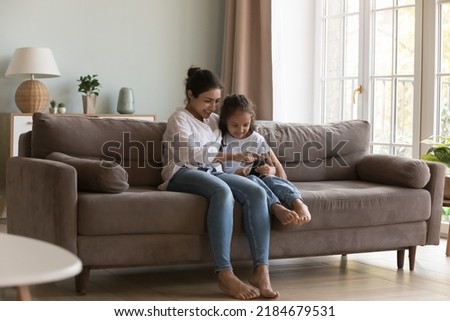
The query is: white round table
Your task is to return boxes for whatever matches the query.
[0,233,82,300]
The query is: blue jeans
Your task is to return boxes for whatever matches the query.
[246,175,302,209]
[167,167,271,271]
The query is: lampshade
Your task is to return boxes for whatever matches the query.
[5,47,60,113]
[5,47,60,79]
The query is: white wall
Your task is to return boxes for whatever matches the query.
[0,0,225,121]
[272,0,316,123]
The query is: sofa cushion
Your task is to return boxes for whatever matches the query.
[46,152,129,193]
[272,180,431,232]
[77,186,209,235]
[356,154,431,188]
[31,113,166,187]
[255,120,371,181]
[78,186,248,236]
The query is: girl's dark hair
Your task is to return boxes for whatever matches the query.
[219,94,256,134]
[185,66,223,102]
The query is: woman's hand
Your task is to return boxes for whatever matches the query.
[234,167,251,176]
[268,150,287,179]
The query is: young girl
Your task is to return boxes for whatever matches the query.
[219,94,311,226]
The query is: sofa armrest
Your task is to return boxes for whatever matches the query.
[423,161,446,244]
[357,154,431,188]
[357,154,445,245]
[6,157,78,254]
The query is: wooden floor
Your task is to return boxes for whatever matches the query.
[1,221,449,301]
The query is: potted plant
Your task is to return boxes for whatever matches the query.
[57,102,66,114]
[421,135,450,199]
[77,74,101,114]
[49,100,57,114]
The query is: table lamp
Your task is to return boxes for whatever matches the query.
[5,47,60,113]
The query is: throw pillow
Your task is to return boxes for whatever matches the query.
[46,152,129,193]
[357,154,430,189]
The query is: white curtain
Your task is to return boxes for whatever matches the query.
[272,0,316,123]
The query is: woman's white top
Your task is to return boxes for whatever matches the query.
[159,108,222,190]
[222,131,270,174]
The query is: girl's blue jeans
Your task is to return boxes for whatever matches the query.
[167,167,271,272]
[246,175,303,209]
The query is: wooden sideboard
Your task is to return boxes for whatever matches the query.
[0,113,157,218]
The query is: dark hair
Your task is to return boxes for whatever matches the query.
[219,94,256,135]
[185,66,223,102]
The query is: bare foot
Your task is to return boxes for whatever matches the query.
[249,264,279,299]
[292,199,311,225]
[271,203,300,225]
[218,269,260,300]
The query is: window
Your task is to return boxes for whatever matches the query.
[436,0,450,137]
[436,0,450,230]
[319,0,419,157]
[370,0,416,157]
[320,0,361,123]
[273,0,449,233]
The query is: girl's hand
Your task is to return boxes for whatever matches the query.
[233,152,257,164]
[255,164,276,176]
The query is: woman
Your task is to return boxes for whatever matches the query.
[159,67,279,300]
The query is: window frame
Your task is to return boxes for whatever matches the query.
[317,0,423,158]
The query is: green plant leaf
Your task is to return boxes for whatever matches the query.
[421,135,450,147]
[77,74,101,95]
[420,153,439,162]
[434,147,450,166]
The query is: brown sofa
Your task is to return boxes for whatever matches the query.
[6,113,445,294]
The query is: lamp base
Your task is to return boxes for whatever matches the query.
[15,80,49,113]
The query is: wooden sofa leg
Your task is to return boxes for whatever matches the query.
[397,247,417,270]
[75,266,91,295]
[408,246,417,271]
[397,249,405,269]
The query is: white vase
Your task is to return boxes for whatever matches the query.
[49,107,57,114]
[117,87,135,114]
[57,107,67,114]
